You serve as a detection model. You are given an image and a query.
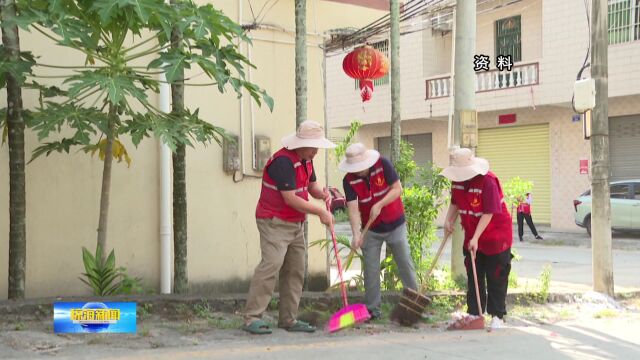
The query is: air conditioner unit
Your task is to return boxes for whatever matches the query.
[431,14,452,32]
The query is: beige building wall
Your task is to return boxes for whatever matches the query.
[0,0,385,299]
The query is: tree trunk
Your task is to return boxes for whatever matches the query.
[295,0,310,290]
[390,0,401,165]
[96,107,116,262]
[170,0,188,294]
[590,0,613,296]
[2,0,27,299]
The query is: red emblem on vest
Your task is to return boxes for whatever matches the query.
[374,176,385,187]
[470,196,480,208]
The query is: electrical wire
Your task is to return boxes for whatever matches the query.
[325,0,452,52]
[571,0,592,113]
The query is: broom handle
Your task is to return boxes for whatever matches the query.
[470,251,483,316]
[418,232,450,293]
[426,232,450,279]
[326,199,349,307]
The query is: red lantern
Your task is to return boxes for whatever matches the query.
[342,45,389,102]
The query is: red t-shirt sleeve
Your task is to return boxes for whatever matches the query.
[482,177,503,214]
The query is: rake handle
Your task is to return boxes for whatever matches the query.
[470,251,483,316]
[326,199,349,307]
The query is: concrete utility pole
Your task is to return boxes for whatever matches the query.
[451,0,477,281]
[590,0,614,296]
[390,0,401,164]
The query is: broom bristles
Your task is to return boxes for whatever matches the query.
[327,303,370,333]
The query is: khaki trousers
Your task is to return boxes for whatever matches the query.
[244,217,305,327]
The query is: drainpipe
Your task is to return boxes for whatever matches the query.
[238,0,246,175]
[159,0,172,295]
[159,76,172,294]
[248,37,256,170]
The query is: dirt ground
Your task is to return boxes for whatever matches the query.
[1,294,638,358]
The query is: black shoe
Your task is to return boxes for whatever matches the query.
[519,237,523,242]
[535,235,543,240]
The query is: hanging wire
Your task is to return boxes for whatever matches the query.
[325,0,454,53]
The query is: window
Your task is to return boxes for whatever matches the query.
[495,15,522,63]
[354,40,390,89]
[610,184,631,199]
[608,0,640,44]
[634,183,640,200]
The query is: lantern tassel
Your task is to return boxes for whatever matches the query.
[359,79,374,102]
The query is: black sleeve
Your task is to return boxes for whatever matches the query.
[343,176,358,202]
[266,157,297,191]
[380,157,400,185]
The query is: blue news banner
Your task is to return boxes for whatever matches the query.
[54,302,136,333]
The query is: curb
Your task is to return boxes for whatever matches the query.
[2,290,639,318]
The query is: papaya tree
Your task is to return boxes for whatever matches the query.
[19,0,273,267]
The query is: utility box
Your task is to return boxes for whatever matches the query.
[460,110,478,148]
[254,136,271,171]
[574,78,596,113]
[222,134,240,173]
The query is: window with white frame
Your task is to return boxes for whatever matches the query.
[608,0,640,44]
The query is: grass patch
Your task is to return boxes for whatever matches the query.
[138,325,151,337]
[193,301,213,320]
[423,295,465,324]
[208,317,244,330]
[138,303,153,320]
[593,309,619,319]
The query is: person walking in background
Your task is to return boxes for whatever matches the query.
[517,193,543,242]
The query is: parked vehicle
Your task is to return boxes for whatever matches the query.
[328,186,347,213]
[574,180,640,236]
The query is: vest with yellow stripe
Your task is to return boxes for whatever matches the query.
[255,148,312,222]
[345,159,404,229]
[451,172,512,255]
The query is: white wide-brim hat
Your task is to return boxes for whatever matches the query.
[441,147,490,182]
[281,120,336,149]
[338,142,380,173]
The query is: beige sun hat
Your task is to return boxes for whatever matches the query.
[338,143,381,173]
[281,120,336,149]
[441,147,490,182]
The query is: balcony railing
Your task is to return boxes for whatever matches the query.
[425,62,539,99]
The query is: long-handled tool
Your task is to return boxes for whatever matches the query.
[446,250,485,331]
[391,232,450,326]
[325,199,370,333]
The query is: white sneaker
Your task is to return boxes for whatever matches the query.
[489,316,504,330]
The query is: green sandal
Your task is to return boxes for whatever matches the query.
[242,319,272,335]
[283,320,316,333]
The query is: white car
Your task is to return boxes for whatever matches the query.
[573,180,640,236]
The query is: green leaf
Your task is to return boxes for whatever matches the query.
[0,46,35,87]
[148,51,189,83]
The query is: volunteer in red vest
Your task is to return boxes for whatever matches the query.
[243,120,335,335]
[517,193,543,242]
[442,147,513,330]
[339,143,417,320]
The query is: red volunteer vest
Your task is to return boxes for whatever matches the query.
[255,148,313,222]
[517,202,531,214]
[451,172,512,255]
[345,159,404,229]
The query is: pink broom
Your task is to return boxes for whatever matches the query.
[326,199,370,332]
